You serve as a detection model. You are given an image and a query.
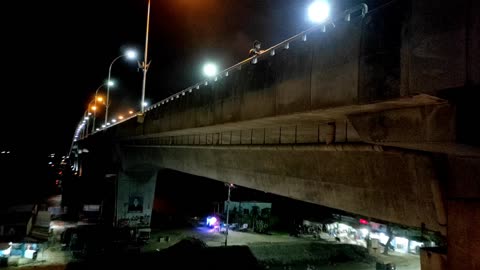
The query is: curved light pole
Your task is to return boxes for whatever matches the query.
[90,83,107,133]
[105,50,137,125]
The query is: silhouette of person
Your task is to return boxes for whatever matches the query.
[249,40,264,57]
[128,197,143,212]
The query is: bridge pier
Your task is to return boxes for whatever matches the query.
[114,169,157,229]
[445,157,480,270]
[446,200,480,270]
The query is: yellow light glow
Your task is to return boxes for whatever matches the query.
[91,106,97,111]
[128,110,133,114]
[97,97,104,102]
[118,116,124,120]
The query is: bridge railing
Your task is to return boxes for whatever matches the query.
[143,3,368,113]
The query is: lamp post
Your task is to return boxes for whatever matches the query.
[105,50,137,126]
[140,0,151,113]
[224,183,235,246]
[90,83,106,133]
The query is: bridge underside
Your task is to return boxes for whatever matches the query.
[119,143,476,234]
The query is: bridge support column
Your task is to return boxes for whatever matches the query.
[446,200,480,270]
[444,157,480,270]
[114,169,157,229]
[421,156,480,270]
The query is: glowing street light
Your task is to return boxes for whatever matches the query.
[118,115,124,120]
[203,63,218,77]
[126,50,137,60]
[105,49,137,125]
[128,110,134,115]
[89,82,110,133]
[308,1,330,23]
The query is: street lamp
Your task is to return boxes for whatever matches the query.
[203,63,218,77]
[308,1,331,23]
[224,183,235,246]
[90,83,108,133]
[105,49,137,125]
[140,0,152,113]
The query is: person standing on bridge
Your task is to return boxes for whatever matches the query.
[249,40,264,57]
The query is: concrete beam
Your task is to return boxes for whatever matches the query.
[118,144,446,233]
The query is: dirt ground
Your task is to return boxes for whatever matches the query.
[145,227,420,270]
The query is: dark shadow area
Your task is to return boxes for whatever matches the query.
[65,238,261,270]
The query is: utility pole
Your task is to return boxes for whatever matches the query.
[224,183,234,246]
[140,0,151,113]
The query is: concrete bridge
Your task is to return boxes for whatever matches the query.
[72,0,480,269]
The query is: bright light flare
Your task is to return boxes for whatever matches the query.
[125,49,137,60]
[203,63,218,77]
[206,216,218,227]
[308,1,330,23]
